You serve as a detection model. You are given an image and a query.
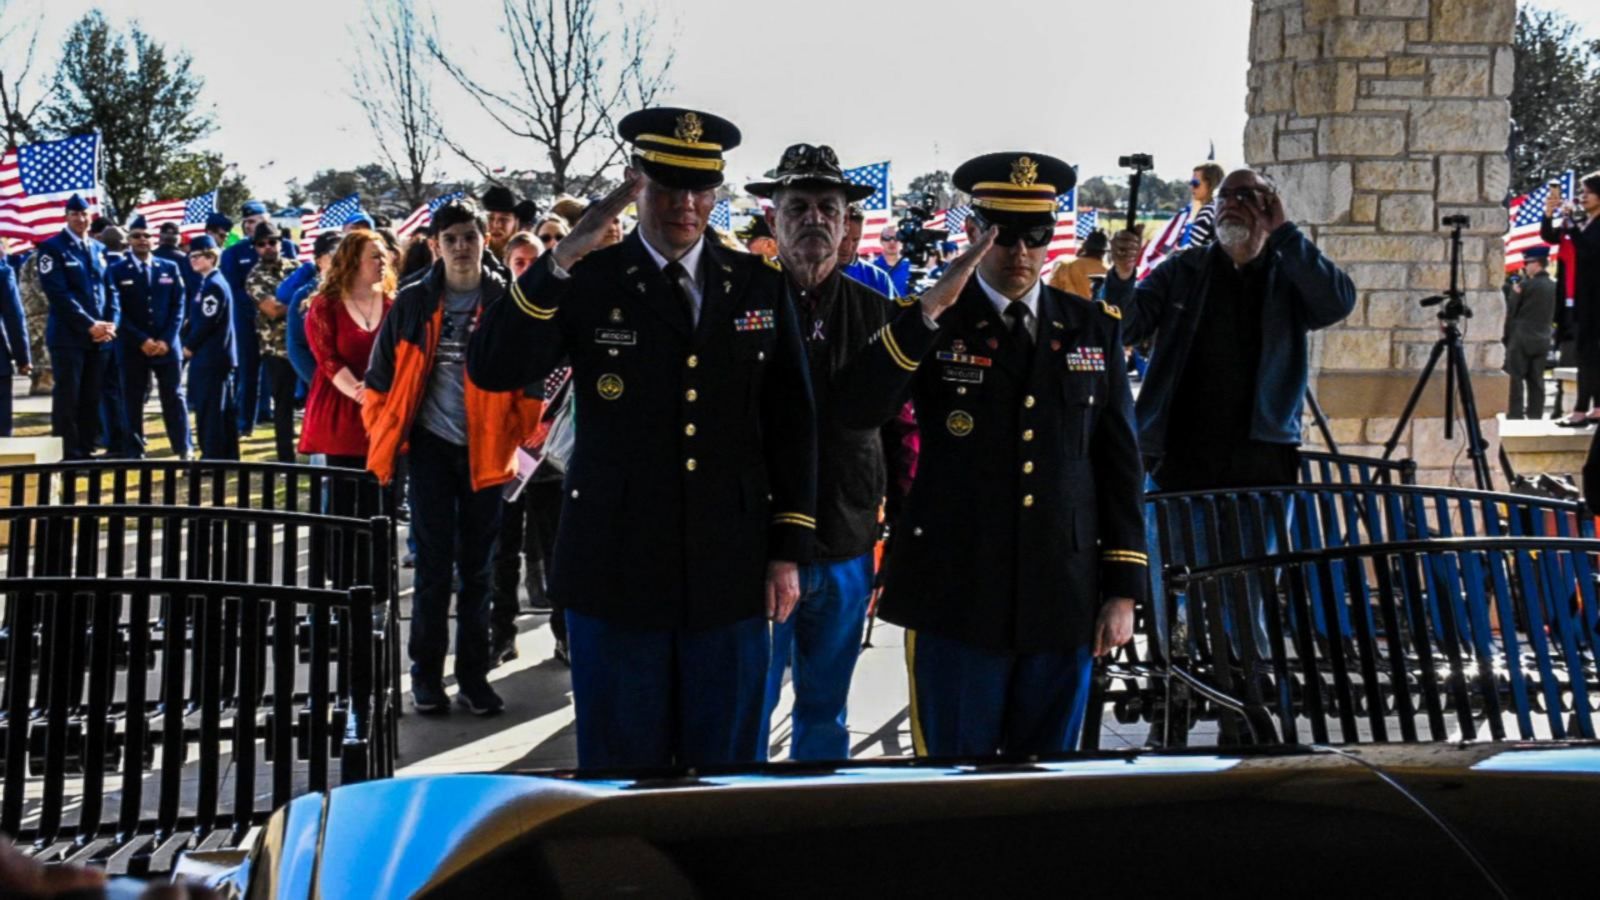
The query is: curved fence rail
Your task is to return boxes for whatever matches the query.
[1163,536,1600,747]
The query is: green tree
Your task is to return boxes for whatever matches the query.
[1509,8,1600,194]
[902,170,952,208]
[42,11,214,218]
[156,152,250,221]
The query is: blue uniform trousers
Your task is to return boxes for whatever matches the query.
[48,344,107,460]
[235,332,260,434]
[566,608,769,770]
[98,344,130,456]
[406,428,502,686]
[189,365,238,460]
[760,552,874,761]
[905,629,1094,757]
[122,353,190,459]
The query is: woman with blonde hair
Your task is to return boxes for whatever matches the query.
[298,229,395,471]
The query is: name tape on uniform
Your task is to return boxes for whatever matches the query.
[595,328,637,346]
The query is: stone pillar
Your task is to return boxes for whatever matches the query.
[1245,0,1514,484]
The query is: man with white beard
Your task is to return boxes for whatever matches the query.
[1105,169,1354,493]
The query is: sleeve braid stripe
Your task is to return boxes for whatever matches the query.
[1102,550,1149,566]
[511,280,556,320]
[772,514,817,529]
[879,324,918,372]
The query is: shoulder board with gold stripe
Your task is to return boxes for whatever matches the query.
[895,293,919,308]
[761,255,782,272]
[1098,299,1122,320]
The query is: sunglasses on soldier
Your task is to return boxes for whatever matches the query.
[971,212,1053,249]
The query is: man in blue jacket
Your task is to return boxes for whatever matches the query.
[110,215,190,458]
[0,253,31,435]
[37,194,118,459]
[1105,169,1355,489]
[219,200,297,436]
[153,221,197,295]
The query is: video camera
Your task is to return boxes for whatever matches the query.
[1121,152,1155,230]
[893,193,950,269]
[1119,154,1154,171]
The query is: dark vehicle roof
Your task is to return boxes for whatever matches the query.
[230,742,1600,898]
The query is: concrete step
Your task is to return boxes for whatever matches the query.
[1498,414,1595,453]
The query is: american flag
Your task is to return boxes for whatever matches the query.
[131,190,216,241]
[1043,180,1081,268]
[395,191,464,240]
[298,193,362,256]
[1076,209,1099,240]
[924,204,971,249]
[844,161,893,257]
[1136,204,1194,279]
[0,133,103,252]
[1505,170,1576,272]
[708,197,732,233]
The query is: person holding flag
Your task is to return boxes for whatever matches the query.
[1545,172,1600,425]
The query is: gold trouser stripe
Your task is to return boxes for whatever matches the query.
[879,324,917,372]
[511,280,556,320]
[636,148,726,172]
[905,629,928,757]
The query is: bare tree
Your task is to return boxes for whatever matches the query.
[0,0,51,148]
[349,0,441,209]
[426,0,673,196]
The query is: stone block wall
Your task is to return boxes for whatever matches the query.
[1245,0,1514,485]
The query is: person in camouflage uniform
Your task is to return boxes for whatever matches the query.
[18,253,52,395]
[244,223,301,461]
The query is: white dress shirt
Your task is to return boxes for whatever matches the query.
[976,272,1041,339]
[639,235,707,325]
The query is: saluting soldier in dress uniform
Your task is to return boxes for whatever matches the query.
[37,193,118,460]
[836,152,1146,757]
[469,107,818,769]
[181,235,239,460]
[109,215,190,459]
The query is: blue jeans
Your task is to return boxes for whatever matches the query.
[761,552,874,761]
[406,428,502,685]
[906,629,1094,757]
[566,609,769,769]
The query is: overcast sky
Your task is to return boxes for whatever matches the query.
[15,0,1600,201]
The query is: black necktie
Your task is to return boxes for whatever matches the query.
[1007,300,1032,351]
[664,260,695,326]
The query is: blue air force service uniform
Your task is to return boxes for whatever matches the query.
[109,236,190,458]
[836,153,1148,757]
[219,200,297,434]
[183,236,239,460]
[468,108,818,770]
[0,256,30,434]
[37,195,117,460]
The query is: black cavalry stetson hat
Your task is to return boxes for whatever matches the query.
[618,107,741,191]
[480,185,519,213]
[952,152,1077,229]
[745,143,876,202]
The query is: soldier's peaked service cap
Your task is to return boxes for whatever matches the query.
[619,107,741,191]
[952,152,1077,229]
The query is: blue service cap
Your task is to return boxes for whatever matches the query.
[127,214,149,232]
[65,194,89,212]
[344,210,375,229]
[188,234,219,252]
[939,240,959,254]
[240,200,269,217]
[205,212,233,231]
[1523,245,1551,261]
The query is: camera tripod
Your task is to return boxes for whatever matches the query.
[1381,216,1494,491]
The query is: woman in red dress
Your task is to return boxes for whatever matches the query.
[299,230,395,470]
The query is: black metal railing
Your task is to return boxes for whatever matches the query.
[1297,451,1418,486]
[0,575,389,873]
[1163,536,1600,746]
[0,461,399,873]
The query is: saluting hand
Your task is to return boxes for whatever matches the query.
[918,226,997,321]
[766,560,801,623]
[551,170,644,272]
[1092,597,1135,658]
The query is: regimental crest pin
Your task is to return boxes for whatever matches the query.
[609,307,624,323]
[1051,339,1062,352]
[951,339,967,353]
[946,410,975,437]
[985,337,999,350]
[597,373,625,400]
